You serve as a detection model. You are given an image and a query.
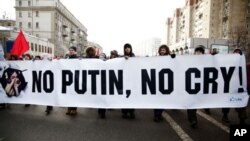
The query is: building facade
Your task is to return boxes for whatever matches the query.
[166,0,249,54]
[15,0,88,57]
[0,29,54,58]
[0,19,16,27]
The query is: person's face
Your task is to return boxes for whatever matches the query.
[10,72,20,85]
[24,55,31,60]
[159,48,167,56]
[69,49,76,56]
[125,47,131,54]
[195,51,203,55]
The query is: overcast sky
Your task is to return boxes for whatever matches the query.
[0,0,185,54]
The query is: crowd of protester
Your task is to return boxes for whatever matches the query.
[0,43,249,129]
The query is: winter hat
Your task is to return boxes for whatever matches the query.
[124,43,132,49]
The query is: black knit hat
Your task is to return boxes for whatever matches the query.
[69,46,77,52]
[194,45,205,54]
[124,43,132,49]
[233,48,242,55]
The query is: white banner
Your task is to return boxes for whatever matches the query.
[0,54,249,109]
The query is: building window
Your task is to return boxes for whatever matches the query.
[199,13,203,19]
[36,11,39,17]
[35,44,37,51]
[19,11,22,17]
[42,46,44,52]
[28,1,31,6]
[31,43,34,51]
[28,22,31,28]
[19,1,22,6]
[36,22,39,28]
[39,45,41,52]
[19,22,22,28]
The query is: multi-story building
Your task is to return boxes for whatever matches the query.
[15,0,88,57]
[0,19,16,27]
[166,0,249,54]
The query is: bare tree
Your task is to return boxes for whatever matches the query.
[228,26,250,61]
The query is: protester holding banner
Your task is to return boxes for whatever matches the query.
[222,48,247,124]
[153,44,171,122]
[97,50,108,119]
[110,50,119,59]
[247,62,250,94]
[121,43,136,119]
[187,45,205,128]
[37,55,54,115]
[66,46,78,115]
[211,47,231,122]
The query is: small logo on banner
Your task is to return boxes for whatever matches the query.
[0,68,27,97]
[230,125,250,141]
[229,97,242,102]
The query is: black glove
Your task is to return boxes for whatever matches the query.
[170,54,176,59]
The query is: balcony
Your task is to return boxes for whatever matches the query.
[71,29,75,33]
[71,36,76,41]
[62,24,68,28]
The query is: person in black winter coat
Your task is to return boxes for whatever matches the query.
[66,46,78,115]
[121,43,136,119]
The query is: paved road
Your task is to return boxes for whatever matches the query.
[0,104,249,141]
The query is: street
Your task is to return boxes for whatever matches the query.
[0,104,249,141]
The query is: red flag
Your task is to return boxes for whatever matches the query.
[10,31,29,57]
